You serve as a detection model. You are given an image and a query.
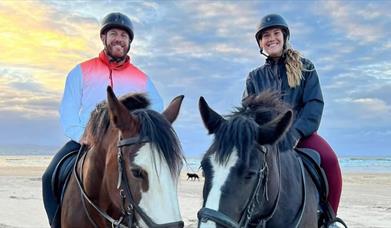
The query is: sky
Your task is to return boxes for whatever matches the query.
[0,0,390,157]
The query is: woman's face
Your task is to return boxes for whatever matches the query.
[259,27,284,58]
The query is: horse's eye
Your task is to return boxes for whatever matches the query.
[244,170,258,180]
[131,168,144,179]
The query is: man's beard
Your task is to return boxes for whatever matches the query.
[105,41,130,62]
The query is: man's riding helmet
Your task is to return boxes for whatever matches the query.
[100,12,134,41]
[255,14,290,47]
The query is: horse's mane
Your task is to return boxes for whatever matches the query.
[84,93,183,176]
[207,90,290,168]
[85,93,150,142]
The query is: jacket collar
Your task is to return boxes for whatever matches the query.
[99,51,130,70]
[265,56,285,65]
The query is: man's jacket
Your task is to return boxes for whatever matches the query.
[60,51,163,142]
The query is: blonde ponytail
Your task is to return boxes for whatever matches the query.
[284,44,303,88]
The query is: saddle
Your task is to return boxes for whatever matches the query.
[50,150,78,228]
[295,148,340,227]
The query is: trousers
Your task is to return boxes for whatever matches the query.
[42,140,81,225]
[298,133,342,214]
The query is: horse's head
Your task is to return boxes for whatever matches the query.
[83,87,184,227]
[197,91,292,228]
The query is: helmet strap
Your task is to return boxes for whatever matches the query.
[260,49,269,58]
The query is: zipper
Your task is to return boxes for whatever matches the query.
[272,61,282,91]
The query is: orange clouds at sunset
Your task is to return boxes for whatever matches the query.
[0,1,100,92]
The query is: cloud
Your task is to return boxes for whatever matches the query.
[0,1,390,157]
[0,86,59,119]
[0,1,100,71]
[314,1,390,44]
[335,97,390,119]
[0,110,65,146]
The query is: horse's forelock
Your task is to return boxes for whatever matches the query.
[210,91,289,168]
[132,109,184,177]
[240,90,290,126]
[210,115,257,169]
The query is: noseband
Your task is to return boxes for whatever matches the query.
[197,145,281,228]
[74,135,184,228]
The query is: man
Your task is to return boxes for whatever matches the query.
[42,12,163,226]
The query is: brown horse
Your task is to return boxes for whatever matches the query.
[61,87,185,228]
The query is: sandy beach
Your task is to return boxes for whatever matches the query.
[0,156,390,228]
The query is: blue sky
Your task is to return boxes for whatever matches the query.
[0,0,390,157]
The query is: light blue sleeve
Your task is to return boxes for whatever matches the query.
[146,77,164,112]
[59,65,84,142]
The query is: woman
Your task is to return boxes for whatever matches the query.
[243,14,343,225]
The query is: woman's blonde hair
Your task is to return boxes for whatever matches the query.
[283,42,303,88]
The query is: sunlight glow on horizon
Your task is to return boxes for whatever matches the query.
[0,0,105,109]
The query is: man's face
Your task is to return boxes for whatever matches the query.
[101,28,131,59]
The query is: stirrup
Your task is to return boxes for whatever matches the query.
[327,217,348,228]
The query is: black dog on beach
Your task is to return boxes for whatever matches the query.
[186,172,200,181]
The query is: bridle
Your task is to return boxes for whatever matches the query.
[197,145,276,228]
[197,144,307,228]
[74,134,184,228]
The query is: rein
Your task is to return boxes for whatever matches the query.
[74,135,184,228]
[74,144,128,228]
[197,145,307,228]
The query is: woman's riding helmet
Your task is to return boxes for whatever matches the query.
[255,14,290,46]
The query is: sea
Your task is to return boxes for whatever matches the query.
[0,148,390,173]
[183,157,391,174]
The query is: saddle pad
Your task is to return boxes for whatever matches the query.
[51,150,78,203]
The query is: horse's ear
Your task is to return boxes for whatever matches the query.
[107,86,137,130]
[258,110,292,145]
[199,96,225,134]
[162,95,184,123]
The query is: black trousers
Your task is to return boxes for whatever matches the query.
[42,140,81,225]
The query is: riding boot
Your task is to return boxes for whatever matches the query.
[42,140,81,225]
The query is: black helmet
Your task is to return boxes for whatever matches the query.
[255,14,290,43]
[100,12,134,41]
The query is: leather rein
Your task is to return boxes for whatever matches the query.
[73,135,184,228]
[197,145,307,228]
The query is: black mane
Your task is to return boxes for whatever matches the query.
[206,90,290,167]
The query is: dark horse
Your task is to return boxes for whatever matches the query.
[61,87,185,228]
[197,91,319,228]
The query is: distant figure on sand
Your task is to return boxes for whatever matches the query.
[187,172,200,181]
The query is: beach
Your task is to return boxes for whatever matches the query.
[0,156,390,228]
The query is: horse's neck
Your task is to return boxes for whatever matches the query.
[257,150,281,215]
[262,150,306,226]
[82,147,109,197]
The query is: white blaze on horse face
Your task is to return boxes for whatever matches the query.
[200,149,239,228]
[133,143,182,226]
